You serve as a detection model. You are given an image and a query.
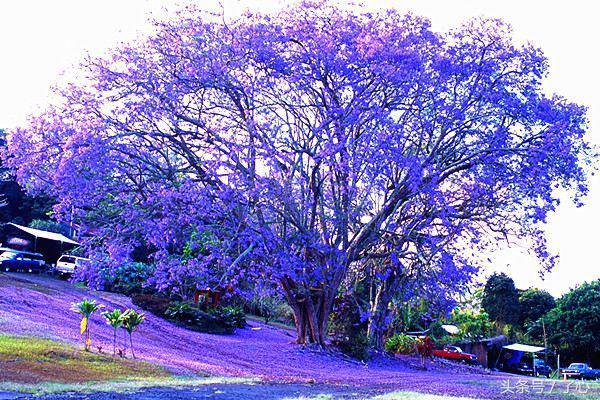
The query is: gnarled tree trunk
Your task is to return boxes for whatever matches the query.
[281,277,336,346]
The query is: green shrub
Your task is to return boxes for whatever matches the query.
[209,306,246,329]
[385,333,417,354]
[165,302,196,321]
[164,302,245,334]
[109,262,154,295]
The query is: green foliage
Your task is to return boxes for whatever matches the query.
[385,333,417,354]
[449,309,493,340]
[481,273,521,327]
[542,280,600,358]
[71,299,102,318]
[165,302,195,320]
[166,302,246,334]
[108,262,154,295]
[28,219,72,237]
[122,310,145,334]
[102,309,125,329]
[71,299,103,351]
[101,309,126,356]
[209,306,246,329]
[182,229,219,261]
[0,335,168,384]
[122,309,145,359]
[518,288,555,327]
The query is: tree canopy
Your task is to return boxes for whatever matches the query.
[518,288,555,328]
[481,273,521,327]
[4,2,591,344]
[543,280,600,361]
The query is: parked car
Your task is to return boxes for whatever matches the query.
[432,346,478,364]
[515,359,552,377]
[562,363,600,380]
[533,359,553,377]
[0,249,46,273]
[55,255,90,275]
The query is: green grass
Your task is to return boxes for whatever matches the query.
[0,335,169,386]
[0,376,256,395]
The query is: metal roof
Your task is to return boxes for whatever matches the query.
[7,223,79,245]
[503,343,546,353]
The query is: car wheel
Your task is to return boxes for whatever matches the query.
[4,267,9,272]
[27,268,33,273]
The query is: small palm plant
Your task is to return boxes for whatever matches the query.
[102,309,126,356]
[71,299,103,351]
[122,309,145,358]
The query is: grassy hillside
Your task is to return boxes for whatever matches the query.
[0,335,169,384]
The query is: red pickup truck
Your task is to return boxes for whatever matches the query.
[432,346,478,364]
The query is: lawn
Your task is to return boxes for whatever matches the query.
[0,335,169,384]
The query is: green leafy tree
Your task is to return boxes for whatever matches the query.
[71,299,103,351]
[28,219,72,237]
[542,280,600,363]
[449,309,493,340]
[518,288,555,328]
[102,309,126,356]
[122,309,145,358]
[481,273,521,330]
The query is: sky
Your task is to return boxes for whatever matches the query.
[0,0,598,296]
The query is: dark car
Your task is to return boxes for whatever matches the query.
[562,363,600,380]
[533,359,553,377]
[0,249,46,273]
[515,362,534,376]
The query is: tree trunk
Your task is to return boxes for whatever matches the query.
[282,280,335,346]
[129,333,135,359]
[366,270,405,350]
[367,287,394,350]
[113,329,117,356]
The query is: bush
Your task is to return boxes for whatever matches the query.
[164,302,245,334]
[385,333,417,354]
[165,301,197,321]
[109,262,154,295]
[210,306,246,329]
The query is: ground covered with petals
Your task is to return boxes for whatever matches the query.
[1,273,596,399]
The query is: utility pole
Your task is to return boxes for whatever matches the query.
[542,320,548,362]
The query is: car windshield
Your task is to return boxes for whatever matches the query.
[569,363,586,369]
[60,256,76,263]
[0,251,16,260]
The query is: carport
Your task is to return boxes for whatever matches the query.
[495,343,546,374]
[1,223,79,264]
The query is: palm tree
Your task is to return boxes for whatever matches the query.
[122,309,145,358]
[71,299,103,351]
[102,309,126,356]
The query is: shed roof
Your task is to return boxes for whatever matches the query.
[503,343,545,353]
[7,223,79,245]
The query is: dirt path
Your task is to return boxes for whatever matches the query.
[0,272,595,400]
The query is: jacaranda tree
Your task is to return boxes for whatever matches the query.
[5,2,591,345]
